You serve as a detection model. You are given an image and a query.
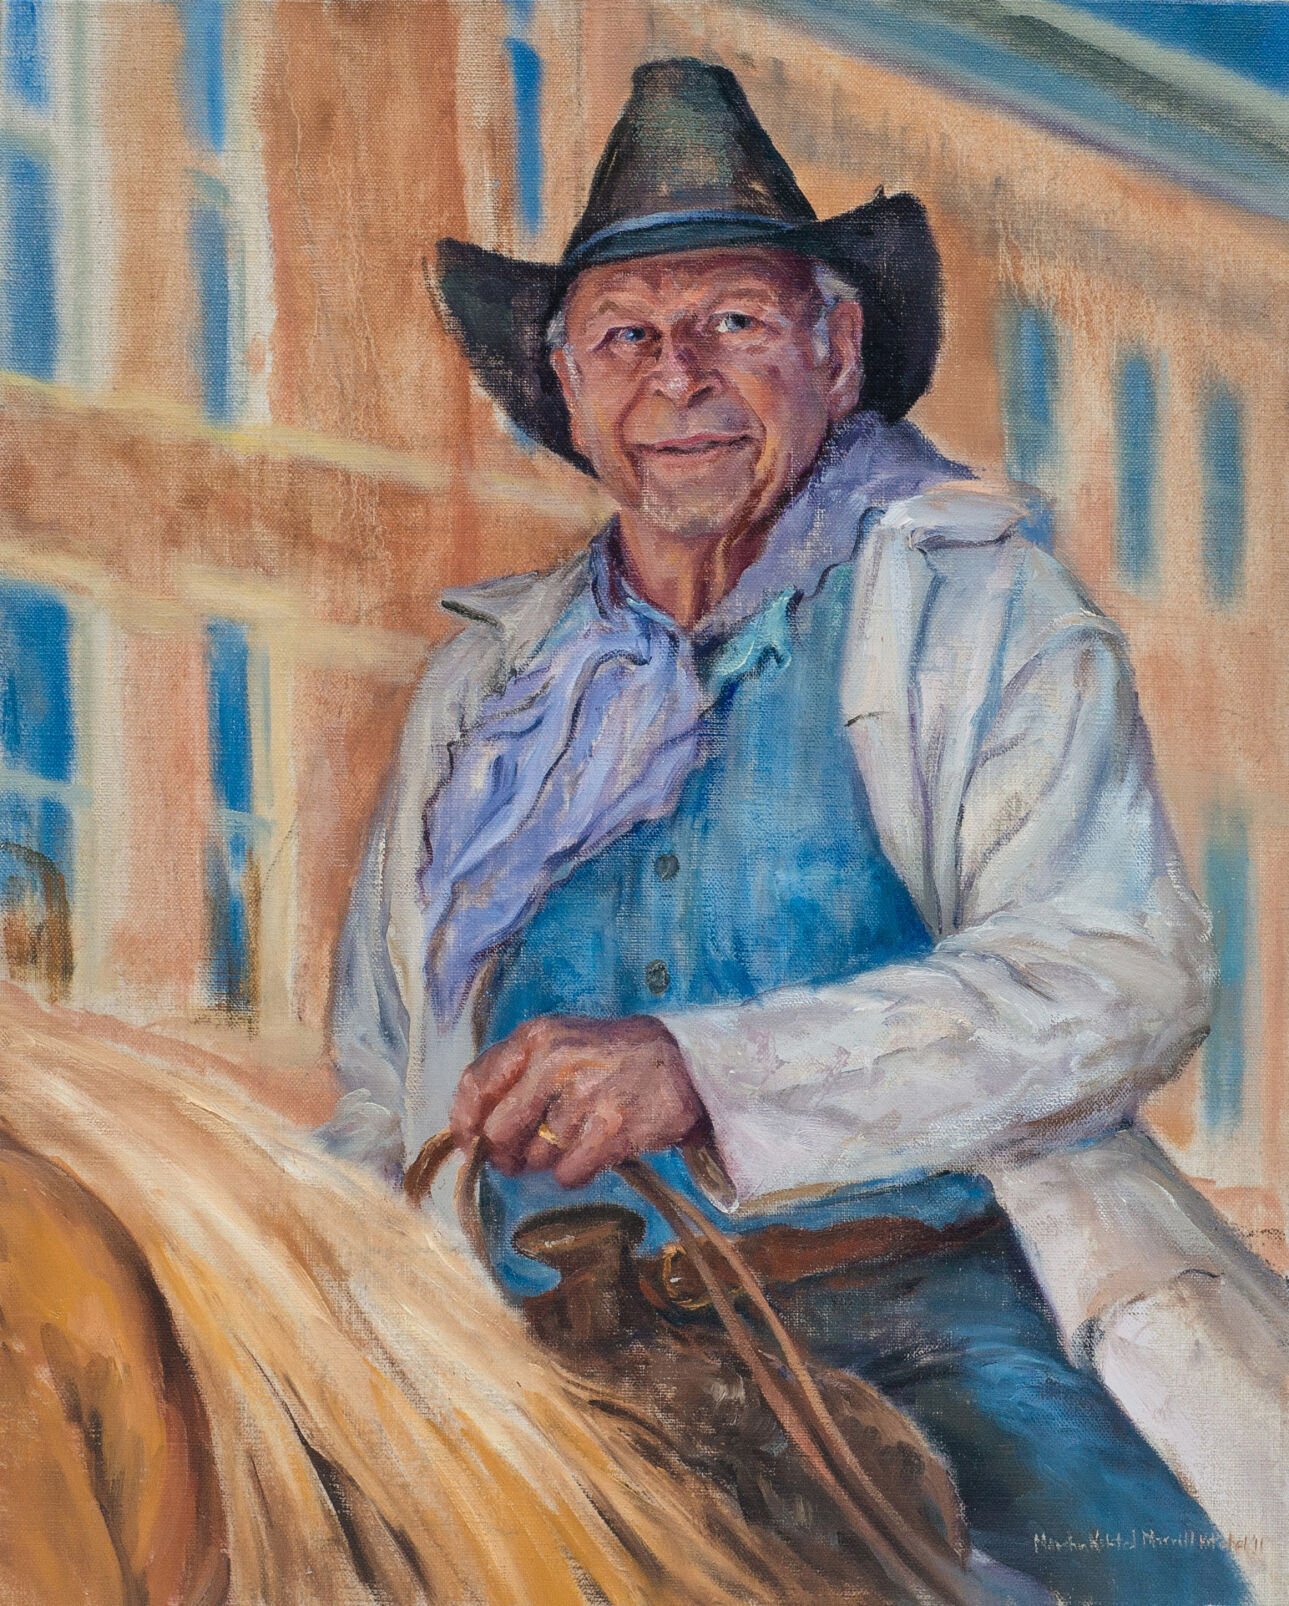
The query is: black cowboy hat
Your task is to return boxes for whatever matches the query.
[432,57,943,475]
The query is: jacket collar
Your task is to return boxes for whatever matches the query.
[882,478,1032,551]
[438,480,1032,655]
[439,550,590,667]
[842,478,1036,736]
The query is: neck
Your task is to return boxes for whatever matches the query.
[614,511,773,629]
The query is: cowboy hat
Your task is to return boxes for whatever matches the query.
[433,57,943,475]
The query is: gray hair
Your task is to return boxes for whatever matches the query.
[544,259,860,356]
[806,263,861,357]
[544,299,570,354]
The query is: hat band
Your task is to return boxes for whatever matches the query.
[563,209,797,268]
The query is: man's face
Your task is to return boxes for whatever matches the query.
[550,249,863,544]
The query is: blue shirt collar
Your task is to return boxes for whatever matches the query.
[588,524,796,694]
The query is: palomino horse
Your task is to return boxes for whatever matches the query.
[0,988,970,1605]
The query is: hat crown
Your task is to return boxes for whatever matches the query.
[564,59,816,261]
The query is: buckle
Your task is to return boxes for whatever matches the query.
[658,1241,712,1312]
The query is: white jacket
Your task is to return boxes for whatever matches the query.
[324,480,1288,1585]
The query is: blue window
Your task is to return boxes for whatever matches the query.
[204,820,258,1018]
[190,192,232,422]
[998,301,1059,550]
[1202,808,1250,1133]
[506,35,543,237]
[3,0,50,110]
[1,145,57,379]
[207,616,252,815]
[1202,384,1245,606]
[178,0,226,154]
[1114,350,1159,587]
[0,581,73,785]
[1000,302,1058,486]
[205,619,266,1017]
[0,579,76,996]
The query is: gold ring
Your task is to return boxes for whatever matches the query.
[536,1122,563,1149]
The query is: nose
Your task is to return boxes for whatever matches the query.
[648,330,716,406]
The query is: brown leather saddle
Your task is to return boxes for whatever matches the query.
[406,1133,985,1605]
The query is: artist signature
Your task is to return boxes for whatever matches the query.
[1032,1530,1266,1555]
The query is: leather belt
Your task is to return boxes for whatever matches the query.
[639,1206,1006,1312]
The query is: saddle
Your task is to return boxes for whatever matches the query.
[406,1134,983,1605]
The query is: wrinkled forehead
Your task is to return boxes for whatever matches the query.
[563,247,816,324]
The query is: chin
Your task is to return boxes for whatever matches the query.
[638,480,765,543]
[640,500,745,543]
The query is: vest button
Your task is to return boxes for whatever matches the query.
[654,851,680,881]
[644,959,670,995]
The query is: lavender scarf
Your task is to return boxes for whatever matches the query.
[418,414,966,1027]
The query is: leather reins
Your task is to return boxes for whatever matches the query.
[404,1131,981,1606]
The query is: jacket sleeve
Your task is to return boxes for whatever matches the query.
[314,778,411,1181]
[659,611,1216,1209]
[314,629,485,1179]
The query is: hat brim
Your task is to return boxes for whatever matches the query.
[430,190,942,474]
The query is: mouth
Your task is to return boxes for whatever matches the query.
[633,433,754,463]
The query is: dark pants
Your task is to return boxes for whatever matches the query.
[771,1222,1249,1605]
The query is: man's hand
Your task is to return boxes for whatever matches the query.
[450,1014,707,1189]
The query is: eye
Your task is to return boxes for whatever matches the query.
[713,310,759,335]
[605,325,650,349]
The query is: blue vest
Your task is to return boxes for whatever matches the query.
[480,560,994,1295]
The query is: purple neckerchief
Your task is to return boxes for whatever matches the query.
[418,412,967,1028]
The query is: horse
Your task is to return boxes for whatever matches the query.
[0,988,967,1605]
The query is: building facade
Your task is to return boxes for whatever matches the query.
[0,0,1284,1244]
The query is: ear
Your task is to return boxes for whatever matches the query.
[824,299,864,425]
[549,346,589,458]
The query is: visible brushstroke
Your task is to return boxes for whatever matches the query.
[2,0,50,110]
[434,59,942,468]
[191,193,233,424]
[744,0,1289,222]
[206,618,252,814]
[2,147,57,381]
[1063,0,1289,94]
[0,797,72,890]
[203,826,260,1019]
[1114,348,1159,587]
[204,620,259,1017]
[0,7,1280,1596]
[506,34,545,237]
[0,581,75,996]
[1202,381,1245,606]
[413,53,1269,1600]
[492,1174,972,1603]
[0,795,73,884]
[506,415,539,454]
[0,580,74,785]
[0,824,72,999]
[1203,806,1250,1133]
[0,1136,229,1606]
[0,987,925,1604]
[998,300,1057,550]
[1000,301,1056,486]
[178,0,226,154]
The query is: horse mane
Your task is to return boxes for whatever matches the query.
[0,989,875,1605]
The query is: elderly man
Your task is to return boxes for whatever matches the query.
[323,59,1255,1603]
